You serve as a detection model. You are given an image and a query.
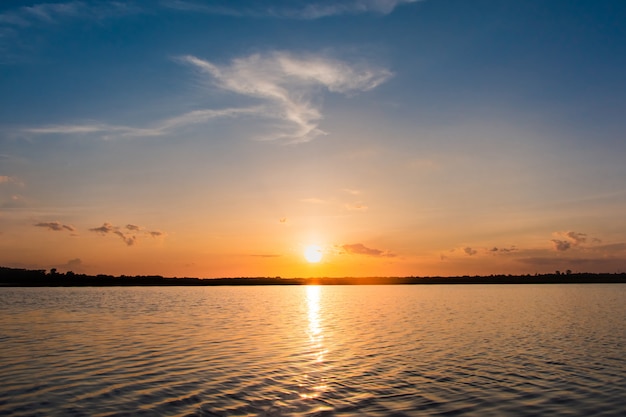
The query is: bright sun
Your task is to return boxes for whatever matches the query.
[304,245,323,263]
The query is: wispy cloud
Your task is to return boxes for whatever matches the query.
[341,243,396,257]
[21,107,262,139]
[162,0,419,19]
[34,221,75,232]
[0,1,140,27]
[0,175,18,184]
[89,222,165,246]
[345,202,368,211]
[0,1,142,63]
[179,52,392,143]
[20,52,390,143]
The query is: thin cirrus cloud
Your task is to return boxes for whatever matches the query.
[162,0,419,19]
[0,1,140,27]
[21,52,391,144]
[22,107,260,139]
[89,222,165,246]
[179,52,392,143]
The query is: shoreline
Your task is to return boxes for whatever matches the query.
[2,267,626,286]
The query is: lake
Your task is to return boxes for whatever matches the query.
[1,285,625,416]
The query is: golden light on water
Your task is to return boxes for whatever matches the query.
[300,285,328,399]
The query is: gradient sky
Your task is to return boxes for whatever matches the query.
[1,0,626,278]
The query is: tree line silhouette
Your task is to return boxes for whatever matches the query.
[1,266,625,286]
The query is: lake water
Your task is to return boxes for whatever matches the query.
[1,284,625,416]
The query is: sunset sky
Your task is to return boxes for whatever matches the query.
[1,0,625,277]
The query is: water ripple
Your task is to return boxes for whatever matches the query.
[1,285,625,416]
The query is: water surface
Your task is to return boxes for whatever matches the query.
[1,285,625,416]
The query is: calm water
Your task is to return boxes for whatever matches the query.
[1,285,625,416]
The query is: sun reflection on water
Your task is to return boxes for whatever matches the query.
[300,285,329,399]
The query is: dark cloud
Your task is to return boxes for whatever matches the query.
[552,231,590,251]
[490,246,517,253]
[552,239,571,251]
[90,222,115,234]
[565,231,587,245]
[464,247,477,256]
[90,222,164,246]
[35,221,75,232]
[66,258,82,268]
[342,243,396,257]
[114,230,136,246]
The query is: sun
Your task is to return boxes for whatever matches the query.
[304,244,323,263]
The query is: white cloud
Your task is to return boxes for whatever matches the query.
[180,52,392,143]
[294,0,420,19]
[21,107,262,139]
[0,1,140,27]
[162,0,419,19]
[20,51,390,144]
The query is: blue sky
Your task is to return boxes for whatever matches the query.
[1,0,626,277]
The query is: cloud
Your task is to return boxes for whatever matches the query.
[20,107,262,139]
[0,2,141,63]
[66,258,82,268]
[250,254,281,258]
[1,194,27,208]
[162,0,419,19]
[565,231,587,245]
[551,231,590,251]
[345,203,368,211]
[21,107,265,139]
[342,243,396,257]
[0,1,140,27]
[464,247,477,256]
[0,175,23,186]
[179,52,392,143]
[552,239,571,252]
[34,221,75,232]
[490,246,517,253]
[21,51,390,144]
[89,222,164,246]
[126,224,141,231]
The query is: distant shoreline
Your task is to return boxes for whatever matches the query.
[1,266,626,286]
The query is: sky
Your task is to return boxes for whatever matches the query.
[1,0,626,278]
